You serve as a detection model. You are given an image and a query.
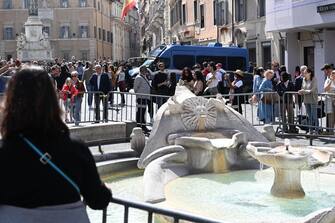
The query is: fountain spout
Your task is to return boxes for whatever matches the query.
[284,139,290,152]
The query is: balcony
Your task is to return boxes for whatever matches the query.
[179,24,196,40]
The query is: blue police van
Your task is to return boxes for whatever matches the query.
[129,43,251,91]
[154,43,249,74]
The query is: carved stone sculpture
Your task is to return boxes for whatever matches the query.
[16,33,26,51]
[130,127,146,155]
[138,86,269,202]
[29,0,38,16]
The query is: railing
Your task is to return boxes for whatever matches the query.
[103,197,223,223]
[278,91,335,144]
[4,89,335,144]
[62,90,283,129]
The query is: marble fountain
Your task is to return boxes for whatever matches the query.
[93,87,335,223]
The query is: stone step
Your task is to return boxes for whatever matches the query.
[69,122,127,143]
[97,157,139,177]
[93,149,138,162]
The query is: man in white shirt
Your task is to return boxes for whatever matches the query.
[204,62,219,95]
[322,64,334,133]
[229,70,244,114]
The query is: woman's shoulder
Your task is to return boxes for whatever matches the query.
[68,136,88,150]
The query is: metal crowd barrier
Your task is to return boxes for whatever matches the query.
[102,196,223,223]
[61,90,283,129]
[12,87,334,144]
[278,91,335,144]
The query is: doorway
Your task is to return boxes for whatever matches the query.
[262,41,271,69]
[247,42,256,67]
[304,46,314,70]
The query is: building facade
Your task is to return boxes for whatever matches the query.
[0,0,140,61]
[266,0,335,92]
[141,0,285,68]
[165,0,282,68]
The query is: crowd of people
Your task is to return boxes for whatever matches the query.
[1,57,335,134]
[0,58,134,126]
[250,62,335,134]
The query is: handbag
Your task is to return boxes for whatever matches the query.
[262,92,279,104]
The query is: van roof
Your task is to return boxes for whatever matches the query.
[158,44,248,57]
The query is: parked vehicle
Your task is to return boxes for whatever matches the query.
[128,43,250,89]
[127,57,150,68]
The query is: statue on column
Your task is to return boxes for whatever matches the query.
[29,0,38,16]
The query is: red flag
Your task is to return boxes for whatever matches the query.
[121,0,136,21]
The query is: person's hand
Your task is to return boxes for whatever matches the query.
[251,95,258,103]
[298,90,303,95]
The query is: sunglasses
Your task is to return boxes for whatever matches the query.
[71,75,77,77]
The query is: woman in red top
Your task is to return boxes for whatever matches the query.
[61,77,78,123]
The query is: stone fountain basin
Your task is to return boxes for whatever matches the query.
[246,142,333,199]
[247,142,333,170]
[167,129,241,145]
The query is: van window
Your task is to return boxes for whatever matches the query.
[196,56,227,68]
[173,55,195,69]
[227,56,246,71]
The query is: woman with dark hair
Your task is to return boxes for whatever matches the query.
[193,69,205,96]
[298,68,319,133]
[294,66,300,79]
[103,63,109,73]
[0,66,111,222]
[56,64,71,92]
[179,67,194,91]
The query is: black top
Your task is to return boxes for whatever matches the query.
[152,72,170,96]
[276,81,295,103]
[295,76,303,91]
[0,133,111,210]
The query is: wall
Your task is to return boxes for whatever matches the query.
[266,0,335,32]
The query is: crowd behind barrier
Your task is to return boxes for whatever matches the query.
[1,58,335,223]
[52,90,335,139]
[1,58,335,140]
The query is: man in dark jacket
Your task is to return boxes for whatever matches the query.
[89,64,111,123]
[277,72,298,133]
[151,62,170,108]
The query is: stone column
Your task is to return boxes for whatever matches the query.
[314,34,325,93]
[271,168,305,198]
[286,32,300,75]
